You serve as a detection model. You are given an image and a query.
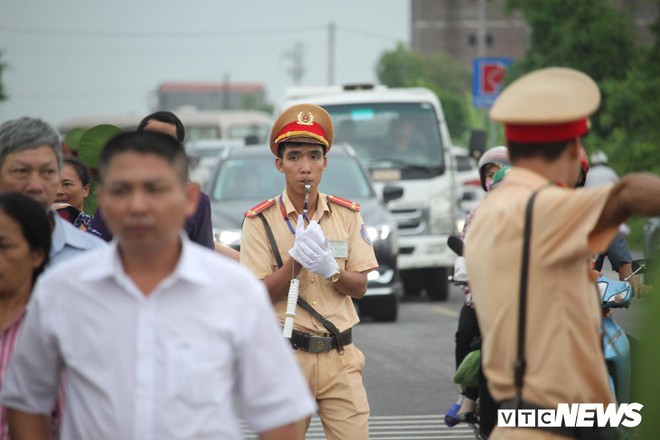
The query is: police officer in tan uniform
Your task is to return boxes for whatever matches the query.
[240,103,377,440]
[464,67,660,439]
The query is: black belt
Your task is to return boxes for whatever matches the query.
[498,399,617,440]
[290,328,352,353]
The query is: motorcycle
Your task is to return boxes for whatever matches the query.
[446,235,484,439]
[599,259,651,405]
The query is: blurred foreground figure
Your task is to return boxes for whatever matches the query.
[2,131,314,440]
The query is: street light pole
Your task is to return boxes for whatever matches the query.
[328,21,336,85]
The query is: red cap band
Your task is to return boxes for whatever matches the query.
[274,121,328,147]
[505,118,589,143]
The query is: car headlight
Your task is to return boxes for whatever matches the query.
[456,218,466,235]
[366,224,391,242]
[214,228,242,246]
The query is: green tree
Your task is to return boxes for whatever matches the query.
[505,0,660,249]
[505,0,636,85]
[376,43,471,140]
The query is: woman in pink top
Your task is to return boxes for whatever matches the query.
[0,192,51,439]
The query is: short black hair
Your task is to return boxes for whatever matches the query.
[507,140,572,163]
[0,192,51,284]
[278,142,327,159]
[62,154,92,187]
[99,131,189,183]
[137,111,185,144]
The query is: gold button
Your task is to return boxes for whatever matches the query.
[310,278,315,284]
[312,301,318,306]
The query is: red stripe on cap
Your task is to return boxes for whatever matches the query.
[275,121,327,145]
[505,119,589,143]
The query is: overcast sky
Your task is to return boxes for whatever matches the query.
[0,1,409,128]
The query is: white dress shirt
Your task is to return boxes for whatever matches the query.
[2,236,315,440]
[49,211,106,268]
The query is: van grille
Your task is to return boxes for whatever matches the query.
[390,208,428,236]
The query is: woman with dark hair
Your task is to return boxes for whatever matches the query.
[0,192,51,439]
[54,155,93,230]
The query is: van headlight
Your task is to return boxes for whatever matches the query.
[214,228,242,246]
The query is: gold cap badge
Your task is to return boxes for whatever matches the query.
[297,111,314,126]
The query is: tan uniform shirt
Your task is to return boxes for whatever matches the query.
[465,168,618,408]
[241,190,378,333]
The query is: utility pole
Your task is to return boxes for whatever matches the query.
[476,0,494,147]
[285,42,305,86]
[222,72,230,110]
[328,21,336,85]
[477,0,487,59]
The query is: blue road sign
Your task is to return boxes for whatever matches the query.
[472,57,514,109]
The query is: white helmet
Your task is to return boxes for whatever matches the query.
[478,146,510,191]
[590,150,608,166]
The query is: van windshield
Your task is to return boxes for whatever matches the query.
[323,103,445,179]
[211,155,373,201]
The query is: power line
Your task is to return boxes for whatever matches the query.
[337,25,403,43]
[0,24,322,40]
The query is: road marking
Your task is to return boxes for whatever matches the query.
[432,305,460,318]
[242,414,476,439]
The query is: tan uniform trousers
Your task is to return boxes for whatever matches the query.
[491,427,574,439]
[294,343,369,440]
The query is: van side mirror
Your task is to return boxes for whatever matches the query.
[383,185,404,204]
[468,129,487,161]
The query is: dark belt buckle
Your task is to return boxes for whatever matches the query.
[308,335,333,353]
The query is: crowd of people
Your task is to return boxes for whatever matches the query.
[0,65,659,440]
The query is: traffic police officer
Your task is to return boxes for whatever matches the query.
[240,103,378,440]
[465,67,660,439]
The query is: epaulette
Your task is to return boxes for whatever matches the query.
[327,195,360,212]
[244,198,276,218]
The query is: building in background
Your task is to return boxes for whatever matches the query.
[157,82,266,112]
[411,0,659,68]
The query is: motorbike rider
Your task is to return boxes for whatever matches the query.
[575,148,651,296]
[445,146,508,435]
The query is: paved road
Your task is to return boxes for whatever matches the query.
[243,284,475,439]
[243,415,477,439]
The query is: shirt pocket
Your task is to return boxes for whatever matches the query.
[166,339,231,405]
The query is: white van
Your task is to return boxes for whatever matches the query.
[57,109,272,145]
[277,85,458,300]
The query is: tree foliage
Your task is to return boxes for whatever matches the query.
[504,0,660,249]
[376,43,471,141]
[504,0,636,84]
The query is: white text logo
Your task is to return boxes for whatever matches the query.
[497,403,643,428]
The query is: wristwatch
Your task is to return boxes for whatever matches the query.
[327,268,341,283]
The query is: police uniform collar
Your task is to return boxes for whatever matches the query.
[280,189,330,221]
[504,167,559,192]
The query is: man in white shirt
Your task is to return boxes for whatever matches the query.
[2,131,315,440]
[0,117,105,266]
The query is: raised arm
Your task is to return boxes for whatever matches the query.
[594,173,660,234]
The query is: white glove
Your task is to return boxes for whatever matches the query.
[289,215,312,263]
[300,219,326,247]
[289,235,339,279]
